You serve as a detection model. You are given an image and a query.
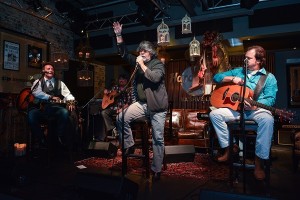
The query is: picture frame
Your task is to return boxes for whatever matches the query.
[3,40,20,71]
[28,45,43,68]
[287,61,300,108]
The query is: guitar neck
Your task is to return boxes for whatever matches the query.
[245,98,276,113]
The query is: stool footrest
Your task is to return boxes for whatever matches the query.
[126,154,146,159]
[233,162,255,169]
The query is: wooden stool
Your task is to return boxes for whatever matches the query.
[124,116,151,179]
[227,120,271,194]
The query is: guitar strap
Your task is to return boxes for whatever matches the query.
[253,72,269,101]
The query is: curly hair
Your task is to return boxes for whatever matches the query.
[136,41,157,56]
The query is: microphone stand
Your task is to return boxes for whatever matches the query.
[80,90,103,147]
[240,59,248,193]
[121,64,139,177]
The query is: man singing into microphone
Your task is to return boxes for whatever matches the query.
[113,21,168,181]
[28,62,75,152]
[209,45,278,180]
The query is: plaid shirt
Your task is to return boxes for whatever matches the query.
[109,85,132,111]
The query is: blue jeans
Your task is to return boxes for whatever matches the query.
[28,104,70,142]
[116,101,167,172]
[209,108,274,159]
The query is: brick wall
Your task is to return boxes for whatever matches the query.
[0,2,74,94]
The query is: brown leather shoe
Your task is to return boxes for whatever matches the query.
[217,147,229,162]
[254,168,265,180]
[254,156,265,180]
[217,153,229,162]
[217,144,240,162]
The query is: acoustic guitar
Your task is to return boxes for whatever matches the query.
[16,88,35,112]
[102,90,118,109]
[102,87,132,110]
[16,88,76,113]
[210,84,294,122]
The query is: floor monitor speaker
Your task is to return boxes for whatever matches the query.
[75,169,139,200]
[87,141,118,158]
[164,145,195,163]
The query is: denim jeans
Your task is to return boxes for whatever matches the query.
[209,108,274,159]
[116,101,167,172]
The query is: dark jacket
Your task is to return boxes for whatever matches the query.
[117,42,169,112]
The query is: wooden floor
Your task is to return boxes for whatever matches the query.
[0,144,298,200]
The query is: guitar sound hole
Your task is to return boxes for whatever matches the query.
[231,93,239,102]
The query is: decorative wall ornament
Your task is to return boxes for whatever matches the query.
[157,20,170,46]
[200,31,229,83]
[181,14,192,34]
[189,36,200,58]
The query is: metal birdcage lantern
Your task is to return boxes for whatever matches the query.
[182,14,192,34]
[157,20,170,46]
[189,36,200,58]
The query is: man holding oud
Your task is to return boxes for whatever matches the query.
[28,62,75,148]
[209,45,278,180]
[101,74,132,141]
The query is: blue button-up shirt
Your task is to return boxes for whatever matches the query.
[213,67,278,106]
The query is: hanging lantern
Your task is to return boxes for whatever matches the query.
[182,14,192,34]
[189,36,200,58]
[157,19,170,47]
[51,52,69,70]
[75,33,94,61]
[77,62,93,87]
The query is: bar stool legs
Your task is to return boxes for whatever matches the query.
[227,120,271,195]
[124,117,151,179]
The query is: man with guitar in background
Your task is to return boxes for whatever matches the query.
[28,62,75,150]
[101,74,132,141]
[209,45,278,181]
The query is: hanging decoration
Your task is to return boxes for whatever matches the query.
[189,36,200,58]
[51,52,69,70]
[75,32,94,61]
[201,31,224,68]
[77,62,93,87]
[181,14,192,34]
[157,19,170,46]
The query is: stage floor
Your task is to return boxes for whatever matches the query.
[0,145,298,200]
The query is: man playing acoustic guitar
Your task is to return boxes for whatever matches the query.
[101,74,132,141]
[209,45,278,181]
[28,62,76,149]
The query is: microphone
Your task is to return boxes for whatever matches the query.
[244,58,248,67]
[42,71,52,74]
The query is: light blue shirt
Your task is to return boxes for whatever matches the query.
[213,67,278,106]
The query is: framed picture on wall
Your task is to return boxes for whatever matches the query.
[28,45,43,68]
[3,40,20,71]
[287,61,300,108]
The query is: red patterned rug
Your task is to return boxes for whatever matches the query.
[75,149,229,182]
